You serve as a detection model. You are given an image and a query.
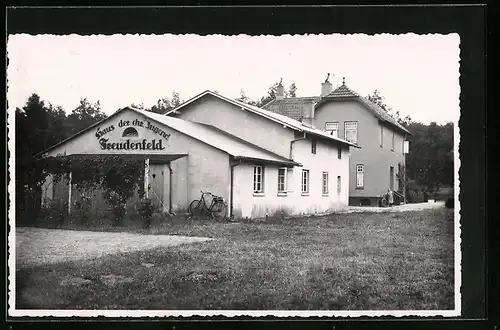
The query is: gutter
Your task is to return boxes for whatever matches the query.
[289,132,307,159]
[233,156,299,167]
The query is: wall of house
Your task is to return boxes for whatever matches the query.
[173,94,296,159]
[231,137,349,219]
[315,100,405,204]
[290,137,350,212]
[42,108,231,215]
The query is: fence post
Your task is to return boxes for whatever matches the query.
[144,158,150,198]
[68,172,72,215]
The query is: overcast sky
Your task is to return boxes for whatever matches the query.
[7,33,460,124]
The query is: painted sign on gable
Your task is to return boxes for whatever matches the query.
[95,118,171,151]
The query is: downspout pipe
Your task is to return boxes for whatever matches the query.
[289,132,307,159]
[167,162,175,215]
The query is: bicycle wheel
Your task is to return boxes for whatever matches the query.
[380,198,389,207]
[211,201,228,221]
[188,200,202,216]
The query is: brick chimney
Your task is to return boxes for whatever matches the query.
[321,81,333,97]
[276,80,284,100]
[301,99,316,128]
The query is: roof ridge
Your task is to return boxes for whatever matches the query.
[163,90,357,146]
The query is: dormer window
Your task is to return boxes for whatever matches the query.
[122,127,139,137]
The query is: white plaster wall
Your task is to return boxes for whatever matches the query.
[232,138,349,219]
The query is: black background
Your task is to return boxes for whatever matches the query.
[5,3,492,330]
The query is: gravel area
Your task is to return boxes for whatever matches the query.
[15,227,213,268]
[345,201,446,213]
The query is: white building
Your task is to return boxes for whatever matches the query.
[41,90,357,219]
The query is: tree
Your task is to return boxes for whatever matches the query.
[367,90,412,128]
[288,82,297,97]
[147,91,182,114]
[367,89,389,111]
[66,98,107,135]
[130,102,145,110]
[234,89,258,106]
[171,91,181,107]
[15,94,71,221]
[405,121,454,201]
[256,81,286,107]
[148,97,172,114]
[235,89,250,103]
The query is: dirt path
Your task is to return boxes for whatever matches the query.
[15,227,213,268]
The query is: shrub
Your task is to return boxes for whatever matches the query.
[138,198,155,228]
[74,193,92,225]
[38,201,67,227]
[104,190,128,225]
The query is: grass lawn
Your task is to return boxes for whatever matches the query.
[16,208,455,310]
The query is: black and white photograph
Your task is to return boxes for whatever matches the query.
[8,31,460,317]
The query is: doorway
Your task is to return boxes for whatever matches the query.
[389,166,395,190]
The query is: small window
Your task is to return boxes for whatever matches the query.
[277,167,287,194]
[391,132,395,151]
[122,127,138,137]
[337,147,342,160]
[337,176,342,195]
[345,121,358,144]
[356,164,364,188]
[325,122,339,138]
[301,170,310,194]
[322,172,329,195]
[311,139,317,154]
[253,165,265,193]
[380,125,384,147]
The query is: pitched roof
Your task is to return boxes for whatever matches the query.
[39,106,299,166]
[163,90,359,148]
[321,84,411,135]
[262,97,321,121]
[133,109,299,165]
[325,84,359,98]
[261,83,411,135]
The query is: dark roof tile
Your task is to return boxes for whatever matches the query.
[322,84,411,135]
[325,84,359,98]
[262,97,321,121]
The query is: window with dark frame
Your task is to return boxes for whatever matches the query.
[325,122,339,138]
[344,121,358,144]
[277,167,287,194]
[122,127,139,137]
[337,147,342,159]
[322,172,329,195]
[253,165,264,193]
[301,169,310,194]
[311,139,317,154]
[356,164,364,188]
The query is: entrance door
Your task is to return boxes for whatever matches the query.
[389,166,394,190]
[149,164,166,212]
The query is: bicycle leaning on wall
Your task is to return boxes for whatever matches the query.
[188,191,228,221]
